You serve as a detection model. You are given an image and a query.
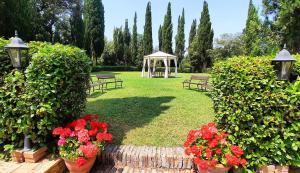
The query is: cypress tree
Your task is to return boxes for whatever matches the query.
[113,27,124,65]
[123,19,131,65]
[243,0,261,56]
[175,8,185,64]
[0,0,34,40]
[84,0,105,66]
[143,2,153,55]
[70,0,84,48]
[158,25,163,51]
[190,1,214,72]
[189,19,197,49]
[162,2,173,54]
[131,12,138,65]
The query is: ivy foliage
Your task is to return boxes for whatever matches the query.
[211,56,300,170]
[0,71,28,156]
[0,38,12,82]
[0,42,91,157]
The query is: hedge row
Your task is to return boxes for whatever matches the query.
[91,65,192,73]
[0,41,91,157]
[211,56,300,170]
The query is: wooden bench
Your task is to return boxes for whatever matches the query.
[89,78,105,94]
[96,74,123,89]
[183,75,209,91]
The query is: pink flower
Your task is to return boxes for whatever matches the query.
[78,129,90,143]
[70,131,76,137]
[58,138,66,146]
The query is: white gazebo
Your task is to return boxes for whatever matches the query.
[141,51,178,78]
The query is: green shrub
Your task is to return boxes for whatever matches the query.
[0,43,92,155]
[92,65,139,72]
[25,44,92,145]
[0,71,28,158]
[28,41,51,57]
[211,56,300,170]
[292,54,300,78]
[0,38,12,81]
[179,57,192,73]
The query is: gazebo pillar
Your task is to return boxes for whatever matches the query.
[141,58,147,77]
[153,59,157,74]
[163,58,168,78]
[168,58,171,74]
[147,57,151,78]
[174,58,178,77]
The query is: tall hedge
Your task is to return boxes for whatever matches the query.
[25,44,91,144]
[0,42,91,156]
[211,56,300,170]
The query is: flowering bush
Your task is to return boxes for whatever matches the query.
[184,123,247,170]
[53,114,113,167]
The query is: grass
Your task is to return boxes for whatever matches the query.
[85,71,214,147]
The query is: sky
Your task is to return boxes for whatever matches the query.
[102,0,262,48]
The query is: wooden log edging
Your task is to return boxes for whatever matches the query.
[96,144,194,170]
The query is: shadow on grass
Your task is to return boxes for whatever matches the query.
[86,96,175,145]
[87,91,106,98]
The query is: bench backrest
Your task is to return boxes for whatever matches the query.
[190,75,209,81]
[96,74,115,79]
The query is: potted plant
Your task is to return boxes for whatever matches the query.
[184,123,247,173]
[53,114,113,173]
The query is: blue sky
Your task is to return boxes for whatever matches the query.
[102,0,262,48]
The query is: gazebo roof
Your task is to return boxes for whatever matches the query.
[144,51,177,59]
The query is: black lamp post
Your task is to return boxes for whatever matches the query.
[4,31,31,151]
[272,45,296,80]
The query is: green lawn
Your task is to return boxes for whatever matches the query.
[85,71,214,147]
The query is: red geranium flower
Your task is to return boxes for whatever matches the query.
[230,145,244,157]
[98,122,108,133]
[240,158,247,166]
[82,114,92,121]
[225,154,240,166]
[96,132,113,142]
[190,145,202,156]
[75,119,87,131]
[206,148,212,159]
[79,144,98,158]
[208,138,219,148]
[88,128,98,136]
[184,122,247,169]
[53,127,63,135]
[194,158,209,170]
[215,148,222,155]
[53,114,113,167]
[76,157,87,167]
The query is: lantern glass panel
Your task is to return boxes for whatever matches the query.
[281,61,292,80]
[8,48,21,68]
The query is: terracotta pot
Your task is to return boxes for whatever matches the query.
[258,165,275,173]
[64,156,96,173]
[197,164,230,173]
[275,166,289,173]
